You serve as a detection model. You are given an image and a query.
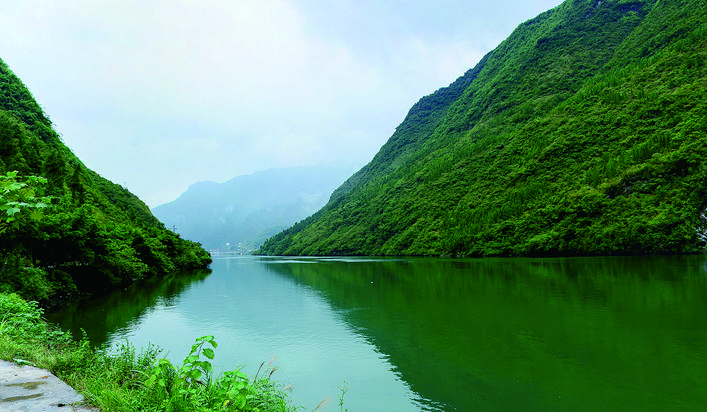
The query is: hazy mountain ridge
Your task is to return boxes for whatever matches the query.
[0,59,211,302]
[152,164,356,250]
[259,0,707,256]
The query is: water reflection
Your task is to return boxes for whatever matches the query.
[47,255,707,411]
[46,268,212,345]
[261,255,707,411]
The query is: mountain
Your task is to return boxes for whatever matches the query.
[259,0,707,257]
[0,58,211,303]
[152,164,356,251]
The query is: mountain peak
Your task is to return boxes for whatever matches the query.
[259,0,707,257]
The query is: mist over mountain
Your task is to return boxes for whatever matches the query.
[260,0,707,257]
[152,164,357,251]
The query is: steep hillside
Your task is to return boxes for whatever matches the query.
[260,0,707,256]
[0,59,211,303]
[152,165,356,250]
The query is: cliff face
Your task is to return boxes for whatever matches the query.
[260,0,707,256]
[0,59,211,302]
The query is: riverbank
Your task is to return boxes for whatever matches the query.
[0,292,302,412]
[0,359,97,411]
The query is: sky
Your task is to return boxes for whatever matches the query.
[0,0,563,207]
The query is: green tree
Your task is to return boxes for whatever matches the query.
[0,171,55,300]
[0,170,50,233]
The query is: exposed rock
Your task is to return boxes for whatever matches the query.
[0,360,96,411]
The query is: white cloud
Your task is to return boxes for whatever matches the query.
[0,0,564,206]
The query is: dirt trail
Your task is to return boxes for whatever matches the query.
[0,360,97,411]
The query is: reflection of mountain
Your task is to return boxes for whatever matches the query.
[46,269,211,345]
[262,256,707,412]
[152,164,356,251]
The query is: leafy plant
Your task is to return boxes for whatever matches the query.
[143,335,297,411]
[0,170,50,233]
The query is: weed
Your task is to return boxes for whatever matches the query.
[337,381,349,412]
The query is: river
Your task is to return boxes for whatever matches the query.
[47,255,707,411]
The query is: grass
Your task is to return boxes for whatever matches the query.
[0,292,304,411]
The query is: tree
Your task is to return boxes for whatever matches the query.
[0,170,51,233]
[0,171,54,300]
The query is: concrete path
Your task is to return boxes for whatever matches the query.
[0,360,97,411]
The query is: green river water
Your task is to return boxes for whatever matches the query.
[47,255,707,411]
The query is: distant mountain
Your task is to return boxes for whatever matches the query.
[259,0,707,256]
[152,164,356,251]
[0,58,211,303]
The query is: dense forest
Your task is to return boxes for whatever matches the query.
[0,59,211,304]
[259,0,707,257]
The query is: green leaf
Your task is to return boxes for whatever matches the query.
[202,348,215,360]
[200,361,212,373]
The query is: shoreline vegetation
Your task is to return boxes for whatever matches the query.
[0,292,307,412]
[0,168,214,307]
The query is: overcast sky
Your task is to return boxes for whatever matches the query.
[0,0,563,207]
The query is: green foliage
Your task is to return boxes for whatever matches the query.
[0,292,45,337]
[0,59,211,303]
[259,0,707,257]
[0,293,75,361]
[0,170,50,233]
[143,335,295,411]
[0,171,56,300]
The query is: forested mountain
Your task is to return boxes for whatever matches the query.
[259,0,707,256]
[0,59,211,303]
[152,164,356,251]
